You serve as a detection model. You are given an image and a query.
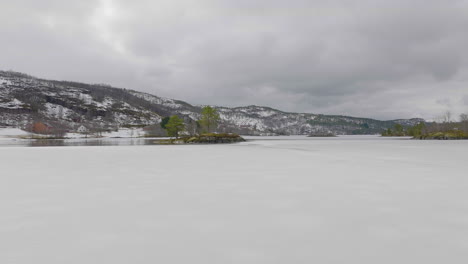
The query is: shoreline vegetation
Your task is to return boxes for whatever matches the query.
[307,133,336,137]
[159,106,246,144]
[381,113,468,140]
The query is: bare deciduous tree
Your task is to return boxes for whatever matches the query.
[460,113,468,122]
[185,119,199,136]
[460,113,468,133]
[443,111,452,123]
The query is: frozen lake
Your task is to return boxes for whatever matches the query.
[1,136,467,263]
[0,137,165,147]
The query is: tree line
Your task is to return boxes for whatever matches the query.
[382,112,468,139]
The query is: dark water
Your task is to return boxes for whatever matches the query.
[0,138,164,147]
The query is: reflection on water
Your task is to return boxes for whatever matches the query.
[0,138,163,147]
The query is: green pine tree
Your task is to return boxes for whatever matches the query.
[394,124,404,136]
[165,115,185,139]
[408,122,426,137]
[160,116,170,129]
[199,106,220,133]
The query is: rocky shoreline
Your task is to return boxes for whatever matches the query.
[415,132,468,140]
[154,133,246,144]
[184,133,246,144]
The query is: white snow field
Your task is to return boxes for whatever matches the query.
[1,136,467,264]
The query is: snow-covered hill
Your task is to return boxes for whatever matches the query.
[0,70,423,135]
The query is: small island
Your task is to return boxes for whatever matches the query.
[307,132,336,137]
[157,106,246,144]
[154,133,245,144]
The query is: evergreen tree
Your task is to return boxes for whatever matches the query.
[165,115,185,138]
[407,122,426,137]
[394,124,404,136]
[160,116,170,129]
[382,128,393,136]
[199,106,220,133]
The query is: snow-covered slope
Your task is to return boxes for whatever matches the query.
[0,70,423,135]
[215,105,423,135]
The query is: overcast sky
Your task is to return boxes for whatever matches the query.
[1,0,468,120]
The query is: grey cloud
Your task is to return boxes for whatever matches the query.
[463,95,468,106]
[1,0,468,120]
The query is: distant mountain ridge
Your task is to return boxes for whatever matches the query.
[0,70,424,135]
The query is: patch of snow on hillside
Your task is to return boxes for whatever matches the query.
[93,97,114,108]
[43,103,73,118]
[219,113,268,131]
[256,110,277,117]
[160,98,182,109]
[130,92,164,104]
[58,90,82,98]
[102,128,145,138]
[0,99,23,109]
[79,94,93,104]
[178,110,200,120]
[131,91,186,110]
[215,107,230,113]
[0,77,13,86]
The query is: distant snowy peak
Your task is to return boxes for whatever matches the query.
[0,70,423,135]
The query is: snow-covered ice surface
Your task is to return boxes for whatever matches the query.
[1,136,468,264]
[0,127,29,140]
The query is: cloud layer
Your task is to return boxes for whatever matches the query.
[2,0,468,120]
